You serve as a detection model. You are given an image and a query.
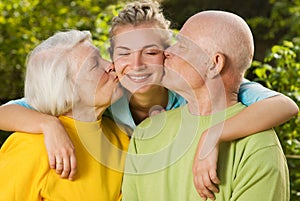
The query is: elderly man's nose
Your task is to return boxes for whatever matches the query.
[164,48,172,58]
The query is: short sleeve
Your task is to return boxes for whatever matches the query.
[238,79,279,106]
[3,98,34,110]
[230,146,289,201]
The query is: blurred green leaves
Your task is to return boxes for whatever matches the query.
[252,39,300,199]
[0,0,118,101]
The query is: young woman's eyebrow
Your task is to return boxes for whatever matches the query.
[143,44,161,49]
[115,44,162,51]
[115,46,131,50]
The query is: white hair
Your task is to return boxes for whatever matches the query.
[24,30,92,116]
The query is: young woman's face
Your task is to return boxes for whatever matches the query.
[74,40,122,108]
[111,24,166,94]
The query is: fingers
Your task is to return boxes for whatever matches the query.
[48,148,77,180]
[193,173,207,200]
[59,157,71,179]
[193,167,221,200]
[203,171,219,193]
[193,134,221,200]
[42,118,77,180]
[68,155,77,180]
[209,170,221,185]
[55,157,64,175]
[192,146,221,200]
[194,171,218,200]
[58,155,76,180]
[49,155,56,169]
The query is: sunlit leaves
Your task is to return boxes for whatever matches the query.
[93,4,123,60]
[252,40,300,199]
[0,0,120,101]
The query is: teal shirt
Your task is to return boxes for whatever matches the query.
[105,89,186,132]
[122,103,289,201]
[4,80,278,131]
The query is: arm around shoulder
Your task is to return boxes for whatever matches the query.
[0,103,77,180]
[272,93,299,119]
[0,103,61,133]
[219,94,298,142]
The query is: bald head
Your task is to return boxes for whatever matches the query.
[180,10,254,74]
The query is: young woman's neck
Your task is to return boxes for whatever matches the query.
[128,86,168,125]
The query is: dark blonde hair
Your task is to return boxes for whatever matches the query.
[110,0,170,35]
[109,0,171,55]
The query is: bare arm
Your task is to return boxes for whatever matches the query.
[193,94,298,199]
[0,104,57,133]
[0,104,77,180]
[220,94,299,141]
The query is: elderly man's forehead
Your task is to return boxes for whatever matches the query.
[178,24,201,41]
[176,32,202,48]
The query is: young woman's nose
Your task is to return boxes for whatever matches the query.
[131,50,143,69]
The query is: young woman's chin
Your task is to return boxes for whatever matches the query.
[126,84,164,96]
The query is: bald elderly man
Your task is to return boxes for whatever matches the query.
[122,10,289,201]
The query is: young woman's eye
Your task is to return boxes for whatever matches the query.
[118,52,130,56]
[144,50,161,55]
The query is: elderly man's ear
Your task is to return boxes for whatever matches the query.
[207,53,225,79]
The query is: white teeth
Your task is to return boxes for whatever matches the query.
[128,75,149,81]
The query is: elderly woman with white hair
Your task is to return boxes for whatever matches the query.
[0,30,129,201]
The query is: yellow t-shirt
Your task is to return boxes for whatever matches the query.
[0,116,129,201]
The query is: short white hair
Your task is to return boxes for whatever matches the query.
[24,30,92,116]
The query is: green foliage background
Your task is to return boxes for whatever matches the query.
[251,40,300,199]
[0,0,120,102]
[0,0,299,199]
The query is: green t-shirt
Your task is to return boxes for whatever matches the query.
[122,103,289,201]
